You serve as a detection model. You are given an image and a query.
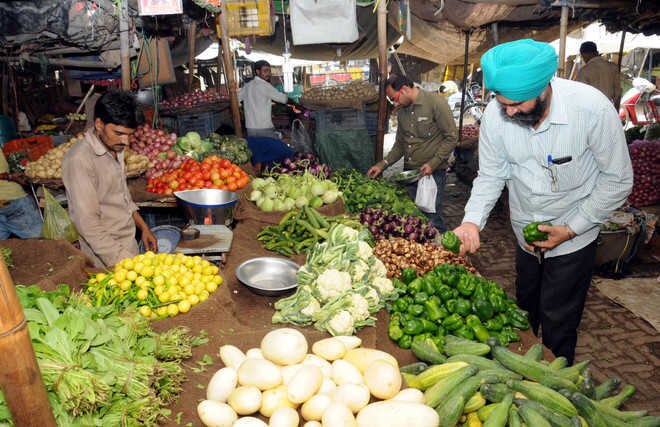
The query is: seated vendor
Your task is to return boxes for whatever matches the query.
[0,150,43,239]
[62,91,157,268]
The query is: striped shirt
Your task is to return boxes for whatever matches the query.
[463,78,633,257]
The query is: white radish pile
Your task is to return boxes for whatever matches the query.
[198,328,438,427]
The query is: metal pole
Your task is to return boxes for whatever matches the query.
[0,259,56,426]
[375,0,388,162]
[458,30,470,141]
[558,5,569,77]
[187,22,197,91]
[119,0,130,90]
[617,30,626,72]
[217,8,243,138]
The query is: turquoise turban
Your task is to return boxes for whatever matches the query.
[481,39,558,102]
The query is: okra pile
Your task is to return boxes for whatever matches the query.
[387,264,530,350]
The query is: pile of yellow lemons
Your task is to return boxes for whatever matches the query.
[85,251,223,318]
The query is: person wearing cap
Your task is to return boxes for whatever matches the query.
[577,41,622,109]
[453,39,633,364]
[62,91,157,268]
[367,74,457,231]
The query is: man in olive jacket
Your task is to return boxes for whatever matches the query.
[577,41,622,109]
[367,74,457,230]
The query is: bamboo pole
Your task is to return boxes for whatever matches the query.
[119,0,130,90]
[557,5,569,77]
[617,30,626,72]
[458,30,470,141]
[217,8,243,138]
[375,0,388,162]
[0,258,56,426]
[188,22,197,91]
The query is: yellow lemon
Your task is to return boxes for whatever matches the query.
[113,269,127,282]
[156,306,168,317]
[153,275,165,287]
[198,290,210,302]
[167,304,179,316]
[122,258,135,270]
[126,271,138,282]
[184,284,195,295]
[213,275,223,285]
[178,300,191,313]
[135,276,147,287]
[136,289,148,301]
[133,262,144,275]
[194,282,205,294]
[141,266,154,278]
[184,258,194,269]
[187,294,200,306]
[96,273,108,282]
[138,305,152,317]
[192,264,203,274]
[158,292,170,303]
[154,285,165,295]
[205,282,218,293]
[164,255,175,266]
[144,250,156,258]
[166,276,178,287]
[120,280,132,291]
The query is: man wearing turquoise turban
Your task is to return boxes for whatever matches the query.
[452,39,633,364]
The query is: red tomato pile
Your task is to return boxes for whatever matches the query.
[146,155,250,195]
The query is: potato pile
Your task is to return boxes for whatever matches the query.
[24,133,149,180]
[302,80,377,105]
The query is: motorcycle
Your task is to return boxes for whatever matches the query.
[619,77,660,126]
[446,82,493,125]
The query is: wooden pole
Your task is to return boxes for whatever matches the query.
[188,22,197,91]
[119,0,130,91]
[557,5,569,77]
[617,30,626,72]
[217,9,243,138]
[458,30,470,141]
[0,259,56,426]
[375,0,388,162]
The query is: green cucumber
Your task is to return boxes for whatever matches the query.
[479,369,523,384]
[557,360,591,382]
[480,383,510,403]
[436,376,482,427]
[424,364,479,408]
[509,405,523,427]
[600,384,635,408]
[593,377,621,400]
[592,399,647,421]
[491,345,559,382]
[629,416,660,427]
[446,354,504,371]
[577,367,595,398]
[477,403,499,422]
[483,393,512,427]
[444,335,491,356]
[549,356,568,369]
[411,339,447,364]
[568,392,609,427]
[524,343,544,361]
[464,391,487,413]
[514,398,574,427]
[507,380,578,417]
[399,361,429,375]
[518,404,552,427]
[538,372,579,392]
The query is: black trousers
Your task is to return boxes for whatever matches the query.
[515,241,597,365]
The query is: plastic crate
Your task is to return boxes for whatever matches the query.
[313,108,366,133]
[2,135,54,161]
[173,111,223,138]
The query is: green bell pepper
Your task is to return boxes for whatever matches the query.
[484,316,504,331]
[388,315,404,341]
[402,318,425,335]
[523,221,552,244]
[435,325,447,339]
[454,324,475,340]
[392,278,407,292]
[400,267,418,285]
[420,318,438,333]
[465,314,482,329]
[472,282,488,301]
[441,230,461,254]
[432,334,445,351]
[446,299,458,314]
[392,298,409,314]
[414,292,429,304]
[495,312,510,327]
[473,299,495,322]
[433,264,461,287]
[424,296,447,321]
[442,313,463,331]
[412,332,432,343]
[436,284,454,302]
[457,275,477,297]
[465,314,490,342]
[488,293,507,313]
[500,326,520,343]
[407,277,424,294]
[494,331,510,346]
[421,277,436,295]
[506,307,530,330]
[408,304,424,317]
[455,298,472,317]
[398,334,413,349]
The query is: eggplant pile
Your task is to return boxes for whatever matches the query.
[265,152,331,178]
[359,207,438,243]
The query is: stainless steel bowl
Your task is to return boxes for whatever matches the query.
[235,257,299,296]
[174,189,239,226]
[390,169,422,184]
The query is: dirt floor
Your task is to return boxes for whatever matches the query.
[3,171,658,425]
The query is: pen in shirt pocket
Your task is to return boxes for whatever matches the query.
[548,155,573,165]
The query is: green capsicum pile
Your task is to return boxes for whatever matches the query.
[388,264,530,350]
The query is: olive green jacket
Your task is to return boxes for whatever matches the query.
[384,90,457,171]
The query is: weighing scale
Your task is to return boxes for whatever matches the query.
[172,189,239,264]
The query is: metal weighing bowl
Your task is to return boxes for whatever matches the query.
[236,257,299,296]
[138,225,181,253]
[174,189,239,226]
[390,169,422,184]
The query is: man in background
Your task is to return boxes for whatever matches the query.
[0,150,42,239]
[577,41,622,109]
[63,91,157,268]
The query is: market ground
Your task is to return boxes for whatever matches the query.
[441,172,660,415]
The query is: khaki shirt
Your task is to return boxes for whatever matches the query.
[577,56,622,107]
[62,129,139,268]
[0,150,27,201]
[385,90,457,171]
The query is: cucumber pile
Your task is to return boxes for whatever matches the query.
[401,338,659,427]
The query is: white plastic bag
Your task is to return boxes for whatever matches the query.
[290,0,359,45]
[291,119,314,153]
[415,175,437,213]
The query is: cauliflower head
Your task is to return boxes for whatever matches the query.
[371,258,387,278]
[357,241,373,260]
[372,277,395,296]
[301,297,321,317]
[348,293,371,321]
[363,287,380,308]
[316,268,352,302]
[350,259,370,283]
[327,310,355,336]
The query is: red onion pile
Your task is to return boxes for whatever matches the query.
[627,139,660,207]
[264,152,331,178]
[460,124,480,140]
[129,124,186,178]
[359,207,438,243]
[160,89,227,111]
